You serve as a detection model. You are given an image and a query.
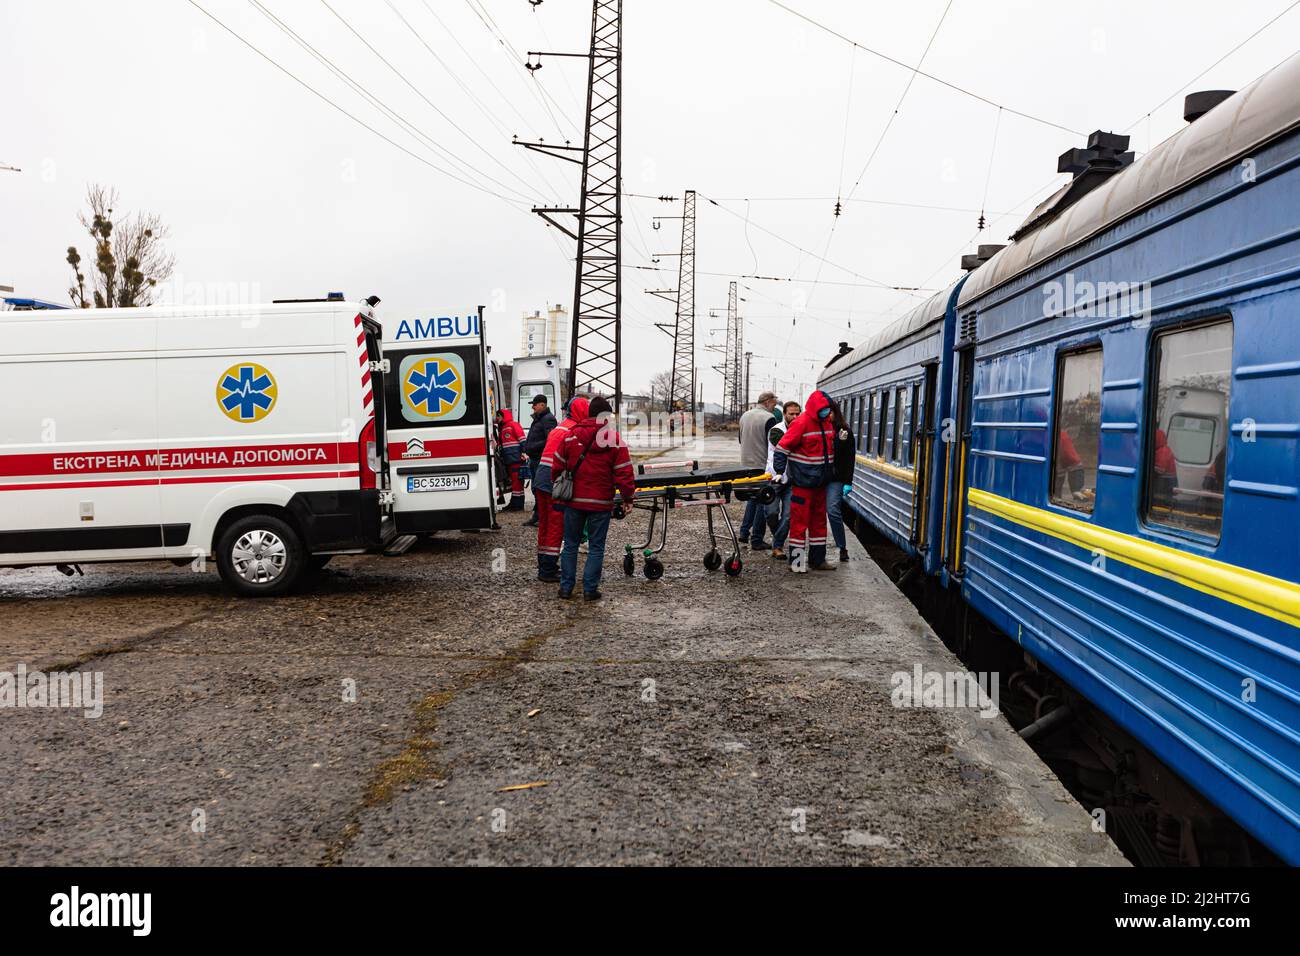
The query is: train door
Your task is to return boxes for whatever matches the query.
[944,346,975,578]
[912,364,938,549]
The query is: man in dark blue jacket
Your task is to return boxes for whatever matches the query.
[523,394,557,526]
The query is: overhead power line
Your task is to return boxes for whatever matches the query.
[841,0,953,205]
[185,0,531,210]
[766,0,1084,136]
[307,0,546,203]
[1123,0,1300,132]
[698,193,929,293]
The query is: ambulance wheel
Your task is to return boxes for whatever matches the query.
[643,557,665,580]
[724,557,744,577]
[623,553,636,576]
[216,514,304,597]
[703,549,722,571]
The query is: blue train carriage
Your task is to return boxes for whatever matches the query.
[819,279,969,578]
[951,56,1300,863]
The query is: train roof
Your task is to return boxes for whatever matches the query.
[820,283,956,380]
[958,51,1300,309]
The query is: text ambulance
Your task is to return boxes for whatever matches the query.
[383,309,499,534]
[0,297,392,596]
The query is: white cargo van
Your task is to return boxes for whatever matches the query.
[0,297,392,596]
[383,309,498,533]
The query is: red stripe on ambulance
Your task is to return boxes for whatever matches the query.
[0,442,359,479]
[387,437,487,461]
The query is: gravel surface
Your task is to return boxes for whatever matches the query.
[0,446,1125,866]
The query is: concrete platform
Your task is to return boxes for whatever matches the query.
[0,434,1126,866]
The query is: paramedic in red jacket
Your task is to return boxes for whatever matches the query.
[551,396,635,600]
[532,396,589,582]
[774,389,836,572]
[496,409,527,511]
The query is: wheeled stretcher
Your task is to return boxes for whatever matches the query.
[621,460,778,579]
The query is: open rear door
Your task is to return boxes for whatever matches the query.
[383,311,496,533]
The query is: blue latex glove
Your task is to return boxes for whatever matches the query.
[842,484,852,496]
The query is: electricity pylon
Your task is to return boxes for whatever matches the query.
[707,281,742,419]
[517,0,623,410]
[646,189,695,412]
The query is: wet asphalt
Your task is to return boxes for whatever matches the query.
[0,437,1125,866]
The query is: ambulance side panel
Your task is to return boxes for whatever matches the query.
[153,305,369,559]
[0,312,166,565]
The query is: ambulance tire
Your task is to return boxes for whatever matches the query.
[216,514,305,598]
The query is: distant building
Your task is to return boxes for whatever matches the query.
[520,303,569,359]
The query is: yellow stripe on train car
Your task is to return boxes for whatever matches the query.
[967,488,1300,629]
[855,454,917,484]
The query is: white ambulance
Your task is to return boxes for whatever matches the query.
[382,309,499,534]
[0,295,393,596]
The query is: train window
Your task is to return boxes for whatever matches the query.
[891,389,903,463]
[1051,347,1102,514]
[864,392,875,452]
[901,385,914,466]
[878,389,891,457]
[910,382,922,466]
[1144,319,1233,540]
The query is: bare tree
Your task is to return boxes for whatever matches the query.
[66,184,175,308]
[648,369,672,410]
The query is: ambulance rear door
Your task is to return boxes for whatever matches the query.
[383,311,495,533]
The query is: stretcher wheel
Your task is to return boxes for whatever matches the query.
[623,553,635,576]
[758,485,777,505]
[723,557,743,577]
[703,549,722,571]
[644,557,665,580]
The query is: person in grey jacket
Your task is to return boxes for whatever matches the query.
[737,391,778,549]
[523,395,557,527]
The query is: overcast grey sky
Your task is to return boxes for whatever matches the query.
[3,0,1297,404]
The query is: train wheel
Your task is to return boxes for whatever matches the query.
[644,557,665,580]
[724,557,743,577]
[623,553,636,577]
[703,549,722,571]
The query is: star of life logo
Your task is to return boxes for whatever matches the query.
[400,354,466,422]
[216,363,277,423]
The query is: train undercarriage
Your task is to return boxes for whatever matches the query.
[848,510,1282,867]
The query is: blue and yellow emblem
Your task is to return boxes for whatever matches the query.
[216,363,278,423]
[402,356,464,419]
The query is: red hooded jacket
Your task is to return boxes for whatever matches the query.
[498,410,526,464]
[775,389,835,488]
[533,397,589,494]
[1154,429,1177,477]
[552,412,635,511]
